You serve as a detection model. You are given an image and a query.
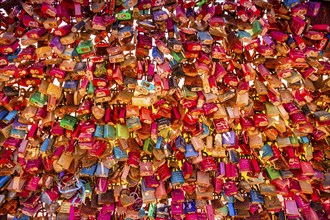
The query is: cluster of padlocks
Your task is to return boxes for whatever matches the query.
[0,0,330,219]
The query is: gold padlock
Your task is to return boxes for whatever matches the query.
[43,18,60,29]
[38,80,49,94]
[36,46,52,59]
[46,83,62,99]
[59,60,76,71]
[131,94,157,107]
[60,32,76,45]
[57,153,74,170]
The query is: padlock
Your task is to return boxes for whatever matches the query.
[265,166,281,181]
[157,163,171,182]
[171,188,185,204]
[171,170,184,186]
[284,200,300,217]
[60,115,78,131]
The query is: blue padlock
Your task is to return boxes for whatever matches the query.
[3,110,18,124]
[278,210,285,220]
[10,128,26,139]
[74,61,87,73]
[228,195,235,204]
[300,136,310,146]
[12,117,28,130]
[183,200,196,214]
[184,144,198,158]
[169,58,178,69]
[157,204,169,215]
[228,150,239,163]
[138,209,146,219]
[0,108,8,120]
[41,138,51,154]
[175,135,186,152]
[155,136,163,149]
[163,143,173,156]
[260,144,274,161]
[122,0,138,8]
[280,170,293,179]
[0,176,10,189]
[7,48,21,63]
[287,35,296,47]
[94,124,104,139]
[140,80,154,91]
[283,0,300,8]
[186,8,195,18]
[113,146,128,160]
[18,214,30,220]
[80,164,97,177]
[198,123,210,139]
[63,80,78,91]
[250,190,265,204]
[221,192,235,203]
[171,170,184,186]
[228,203,237,217]
[152,47,164,64]
[95,162,109,177]
[238,30,252,41]
[126,117,141,131]
[118,25,132,39]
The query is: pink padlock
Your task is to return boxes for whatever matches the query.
[127,151,140,168]
[213,177,224,194]
[239,158,253,173]
[95,177,108,194]
[291,16,306,35]
[223,181,238,196]
[171,188,185,203]
[144,175,159,188]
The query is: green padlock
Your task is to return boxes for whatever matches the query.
[29,91,48,108]
[104,124,116,140]
[94,63,106,77]
[252,20,262,35]
[140,9,149,16]
[265,166,281,181]
[216,205,229,217]
[116,10,132,20]
[158,127,170,139]
[265,102,280,116]
[170,50,185,63]
[87,81,94,95]
[183,87,198,100]
[76,40,93,54]
[196,0,207,7]
[284,70,302,84]
[60,115,78,131]
[83,182,92,200]
[304,146,313,161]
[148,203,156,218]
[289,136,299,147]
[116,123,129,139]
[143,138,154,154]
